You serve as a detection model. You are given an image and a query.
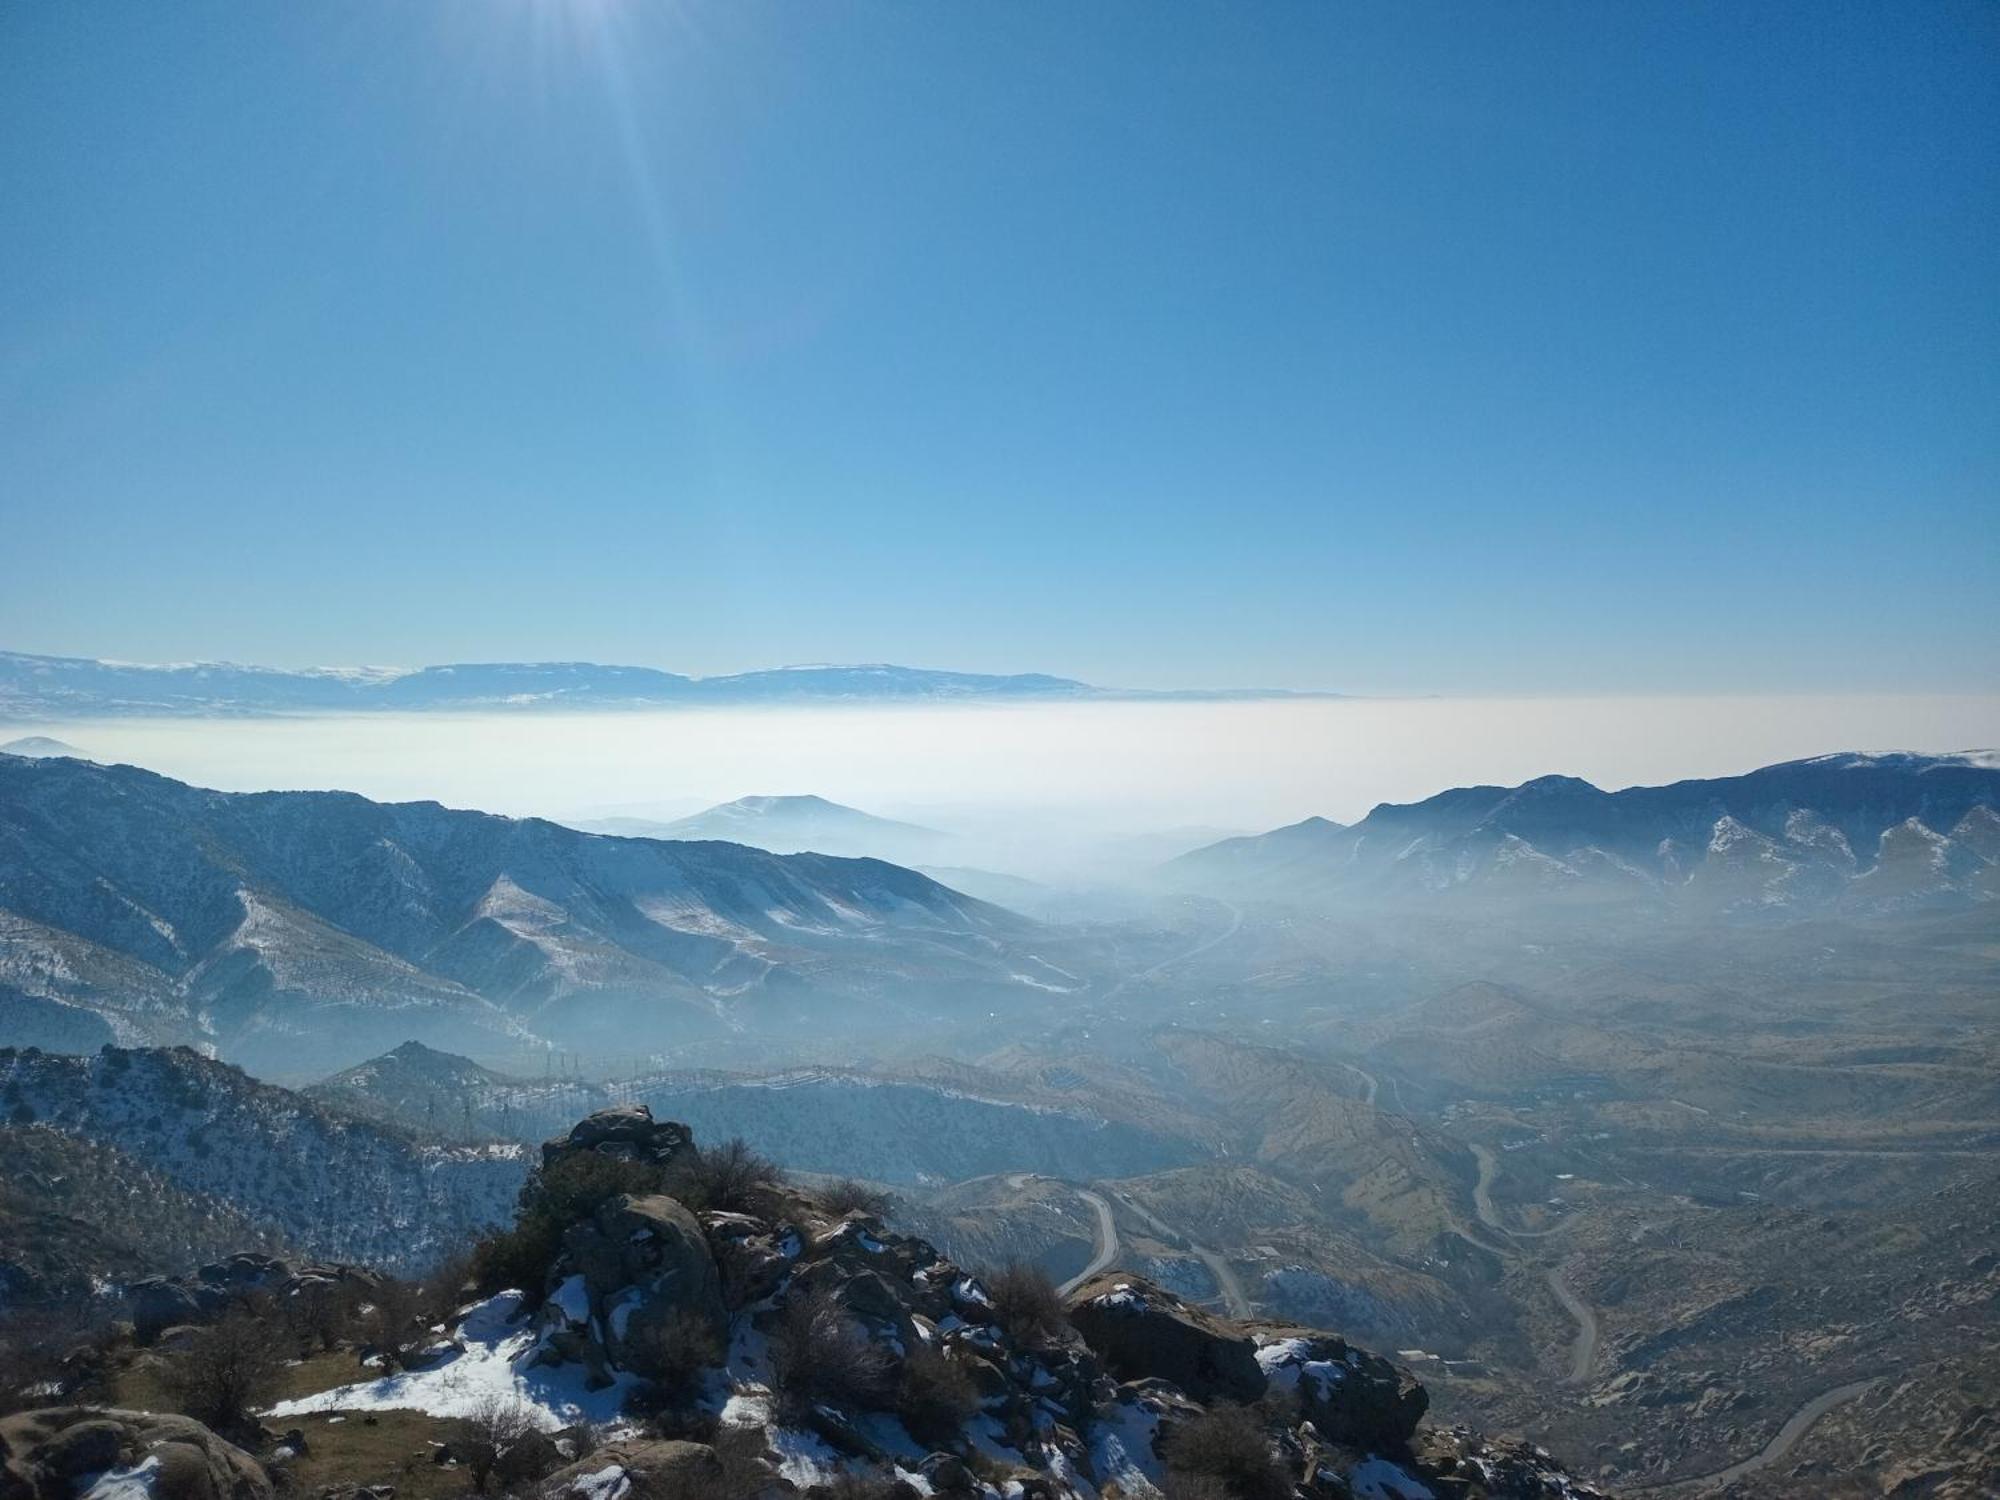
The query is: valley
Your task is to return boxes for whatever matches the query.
[1,749,1995,1494]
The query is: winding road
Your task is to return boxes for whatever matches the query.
[1101,899,1243,1000]
[1541,1268,1600,1385]
[1006,1173,1123,1298]
[1467,1143,1598,1385]
[1106,1188,1255,1319]
[1469,1144,1570,1239]
[1057,1186,1120,1296]
[1334,1060,1379,1106]
[1629,1377,1882,1494]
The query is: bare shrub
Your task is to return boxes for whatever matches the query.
[472,1152,665,1298]
[983,1260,1068,1346]
[626,1306,723,1414]
[768,1286,894,1416]
[896,1341,978,1446]
[280,1277,362,1353]
[818,1179,893,1219]
[160,1312,277,1434]
[459,1392,552,1493]
[1160,1402,1291,1500]
[360,1276,425,1369]
[670,1138,781,1214]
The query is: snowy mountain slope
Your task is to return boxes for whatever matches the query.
[0,736,87,760]
[311,1041,1206,1185]
[1169,752,2000,914]
[0,1123,289,1303]
[579,794,952,864]
[0,757,1042,1070]
[0,1046,524,1273]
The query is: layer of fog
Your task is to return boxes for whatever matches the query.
[10,694,1997,880]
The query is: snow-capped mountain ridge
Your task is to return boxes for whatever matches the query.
[0,649,1339,716]
[1170,750,2000,913]
[0,757,1039,1072]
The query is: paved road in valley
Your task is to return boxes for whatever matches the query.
[1057,1186,1120,1296]
[1105,1187,1255,1319]
[1101,900,1243,1000]
[1542,1267,1600,1385]
[1335,1060,1379,1106]
[1467,1143,1598,1385]
[1006,1173,1123,1297]
[1630,1378,1882,1493]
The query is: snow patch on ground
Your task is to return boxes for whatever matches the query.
[1087,1398,1162,1496]
[1348,1457,1435,1499]
[80,1456,160,1500]
[266,1292,636,1432]
[565,1464,631,1500]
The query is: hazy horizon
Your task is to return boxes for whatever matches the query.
[11,693,1996,860]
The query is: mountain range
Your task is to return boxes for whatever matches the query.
[1169,751,2000,914]
[0,649,1337,717]
[0,756,1044,1074]
[576,793,952,866]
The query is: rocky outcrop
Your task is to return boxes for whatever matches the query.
[540,1440,724,1500]
[1250,1326,1428,1449]
[542,1192,729,1376]
[1064,1274,1265,1404]
[542,1106,695,1173]
[128,1255,381,1343]
[0,1407,271,1500]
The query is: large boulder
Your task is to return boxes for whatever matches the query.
[539,1440,730,1500]
[550,1192,727,1371]
[1250,1329,1427,1449]
[1064,1275,1264,1405]
[128,1279,202,1344]
[0,1408,271,1500]
[542,1105,694,1172]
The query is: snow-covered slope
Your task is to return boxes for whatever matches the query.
[1169,752,2000,915]
[0,757,1039,1069]
[0,1046,524,1274]
[310,1043,1203,1185]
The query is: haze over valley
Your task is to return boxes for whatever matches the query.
[4,3,1995,1498]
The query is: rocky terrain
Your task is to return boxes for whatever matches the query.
[310,1044,1206,1186]
[0,1102,1610,1500]
[0,756,1078,1072]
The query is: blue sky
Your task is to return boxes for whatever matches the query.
[2,1,1994,694]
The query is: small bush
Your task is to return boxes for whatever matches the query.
[896,1341,979,1446]
[818,1179,893,1219]
[984,1260,1068,1347]
[279,1277,364,1354]
[669,1138,780,1214]
[626,1307,724,1414]
[768,1286,894,1416]
[458,1392,553,1493]
[357,1276,426,1368]
[472,1152,665,1297]
[1160,1403,1291,1500]
[419,1252,475,1321]
[160,1312,277,1434]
